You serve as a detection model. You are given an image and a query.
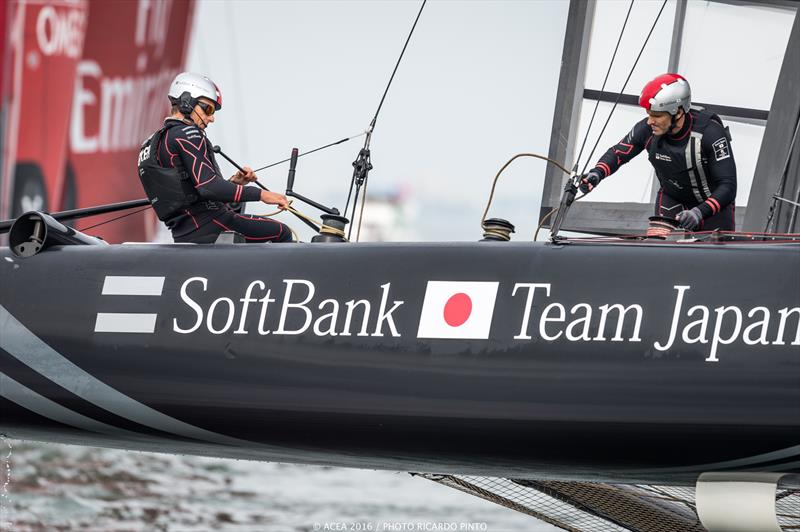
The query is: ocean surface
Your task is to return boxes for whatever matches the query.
[0,439,558,532]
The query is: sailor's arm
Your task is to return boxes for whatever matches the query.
[697,124,737,219]
[581,119,651,192]
[169,127,261,203]
[228,165,288,209]
[594,118,651,179]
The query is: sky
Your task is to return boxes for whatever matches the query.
[186,0,570,242]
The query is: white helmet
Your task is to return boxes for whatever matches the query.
[168,72,222,113]
[639,73,691,116]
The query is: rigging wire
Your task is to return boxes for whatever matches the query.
[252,131,367,173]
[579,0,668,176]
[81,206,151,232]
[348,0,427,241]
[573,0,635,172]
[370,0,427,131]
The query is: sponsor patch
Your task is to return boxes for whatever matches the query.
[712,138,730,161]
[417,281,499,339]
[137,145,150,163]
[655,153,671,162]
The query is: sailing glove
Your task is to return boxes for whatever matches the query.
[676,207,703,231]
[579,169,603,194]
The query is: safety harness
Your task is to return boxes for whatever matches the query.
[137,122,199,221]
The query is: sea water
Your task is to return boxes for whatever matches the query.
[0,440,557,531]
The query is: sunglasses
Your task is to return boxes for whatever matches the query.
[198,102,216,116]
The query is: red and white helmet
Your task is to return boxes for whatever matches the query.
[168,72,223,111]
[639,73,690,116]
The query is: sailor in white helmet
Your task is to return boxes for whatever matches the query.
[137,72,292,243]
[580,73,737,232]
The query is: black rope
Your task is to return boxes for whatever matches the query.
[253,0,426,177]
[580,0,668,175]
[574,0,634,172]
[81,206,151,232]
[371,0,427,130]
[345,0,427,236]
[252,135,362,173]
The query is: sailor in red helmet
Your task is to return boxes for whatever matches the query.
[138,72,292,243]
[581,73,737,231]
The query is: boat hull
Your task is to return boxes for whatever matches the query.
[1,240,798,484]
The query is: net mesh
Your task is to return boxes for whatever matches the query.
[417,474,800,532]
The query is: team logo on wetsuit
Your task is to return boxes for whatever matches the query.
[712,138,730,161]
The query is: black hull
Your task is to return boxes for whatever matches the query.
[1,240,798,485]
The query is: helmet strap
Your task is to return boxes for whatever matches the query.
[669,109,684,134]
[190,107,210,132]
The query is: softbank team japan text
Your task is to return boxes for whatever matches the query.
[162,277,800,362]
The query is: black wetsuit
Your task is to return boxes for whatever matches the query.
[593,109,737,230]
[155,118,291,243]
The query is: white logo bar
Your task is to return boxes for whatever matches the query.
[94,313,157,333]
[102,276,165,296]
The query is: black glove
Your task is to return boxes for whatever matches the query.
[676,207,703,231]
[579,169,603,194]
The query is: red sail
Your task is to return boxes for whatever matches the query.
[1,0,89,221]
[1,0,194,242]
[70,0,195,242]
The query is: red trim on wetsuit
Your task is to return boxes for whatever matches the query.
[616,142,634,155]
[175,136,217,186]
[165,127,178,166]
[705,197,721,214]
[185,209,199,229]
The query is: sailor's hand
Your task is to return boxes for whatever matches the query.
[261,190,289,210]
[231,166,257,185]
[676,207,703,231]
[579,169,603,194]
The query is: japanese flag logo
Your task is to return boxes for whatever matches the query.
[417,281,499,339]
